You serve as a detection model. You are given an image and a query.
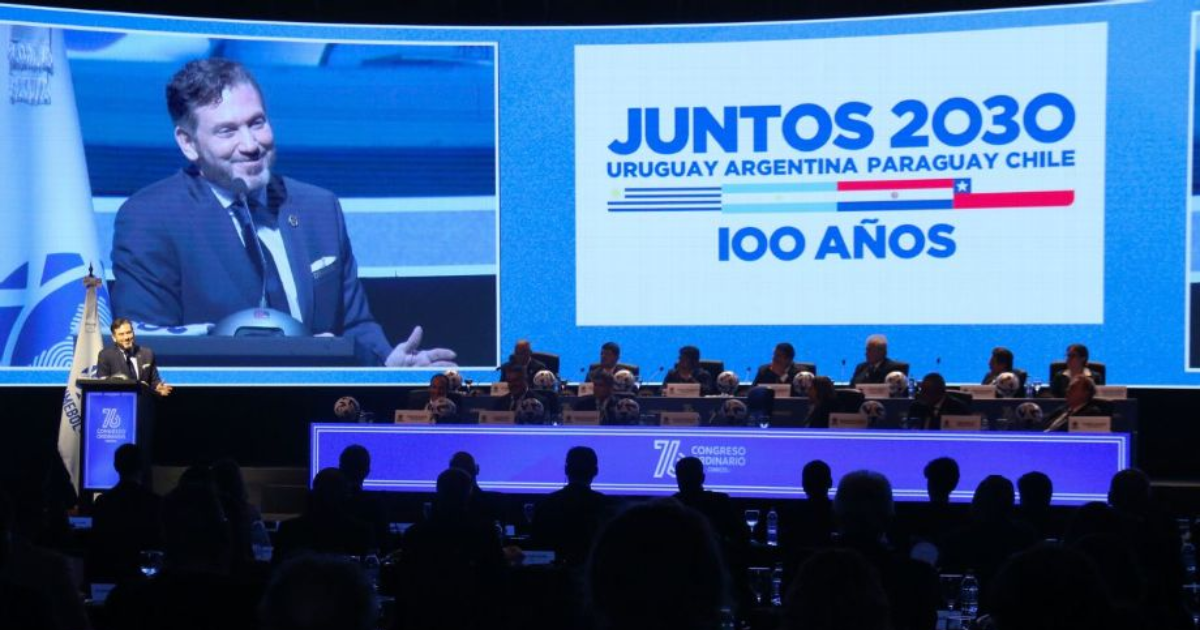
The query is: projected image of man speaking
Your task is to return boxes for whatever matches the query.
[110,58,455,367]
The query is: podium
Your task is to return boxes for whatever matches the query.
[77,379,157,492]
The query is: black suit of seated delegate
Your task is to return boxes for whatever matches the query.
[492,389,559,422]
[849,358,907,385]
[1041,400,1108,432]
[663,367,714,396]
[905,395,972,430]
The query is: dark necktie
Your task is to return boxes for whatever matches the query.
[231,197,289,311]
[125,352,138,381]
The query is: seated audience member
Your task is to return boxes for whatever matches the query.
[260,554,377,630]
[90,443,163,583]
[1050,343,1104,397]
[663,345,715,396]
[850,334,906,385]
[835,470,939,630]
[397,468,506,630]
[803,376,836,428]
[940,476,1039,591]
[1068,533,1149,630]
[780,460,836,551]
[1106,469,1190,628]
[1015,472,1060,541]
[982,346,1021,385]
[753,342,800,386]
[1043,376,1105,432]
[274,468,375,563]
[984,546,1113,630]
[905,373,970,430]
[587,341,634,382]
[532,447,615,567]
[0,491,56,630]
[900,457,967,553]
[105,481,263,630]
[510,339,549,380]
[448,451,503,524]
[0,488,87,630]
[493,363,558,422]
[337,446,390,553]
[672,457,748,553]
[211,458,266,573]
[782,548,891,630]
[588,500,728,630]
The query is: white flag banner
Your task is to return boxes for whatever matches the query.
[0,26,110,367]
[58,276,104,490]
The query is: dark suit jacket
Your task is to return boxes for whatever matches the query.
[1049,369,1106,398]
[906,395,971,430]
[1042,400,1107,432]
[751,363,797,386]
[663,367,714,395]
[850,358,906,385]
[97,344,163,388]
[111,167,391,364]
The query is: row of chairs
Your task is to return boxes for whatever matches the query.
[527,351,1106,384]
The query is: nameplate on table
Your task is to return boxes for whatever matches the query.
[563,410,601,425]
[478,411,515,425]
[856,384,891,399]
[1069,416,1111,433]
[490,382,510,396]
[576,383,594,396]
[764,383,791,399]
[659,411,701,427]
[1096,386,1127,400]
[664,383,701,398]
[829,413,869,429]
[394,410,433,424]
[960,385,996,400]
[942,415,983,431]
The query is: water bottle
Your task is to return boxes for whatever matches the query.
[771,562,784,606]
[1183,541,1197,584]
[766,508,779,547]
[250,520,273,562]
[960,571,980,618]
[907,378,916,398]
[362,553,381,591]
[1024,379,1034,398]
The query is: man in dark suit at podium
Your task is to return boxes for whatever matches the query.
[849,334,905,385]
[110,58,453,368]
[97,318,173,397]
[905,373,968,430]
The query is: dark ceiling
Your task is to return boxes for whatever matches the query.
[20,0,1096,26]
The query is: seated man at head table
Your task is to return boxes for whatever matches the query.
[585,341,637,382]
[423,373,464,422]
[904,373,970,430]
[509,339,548,380]
[572,370,633,423]
[1043,375,1106,432]
[662,345,715,396]
[752,342,800,386]
[982,346,1020,385]
[849,334,906,386]
[492,362,559,421]
[1050,343,1104,398]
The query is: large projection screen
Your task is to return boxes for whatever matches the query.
[0,1,1197,387]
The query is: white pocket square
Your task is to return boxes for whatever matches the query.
[310,256,337,273]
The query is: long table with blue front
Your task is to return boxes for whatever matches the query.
[310,423,1132,507]
[450,395,1138,433]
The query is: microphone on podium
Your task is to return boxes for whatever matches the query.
[647,365,665,383]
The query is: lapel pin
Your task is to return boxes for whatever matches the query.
[288,214,299,228]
